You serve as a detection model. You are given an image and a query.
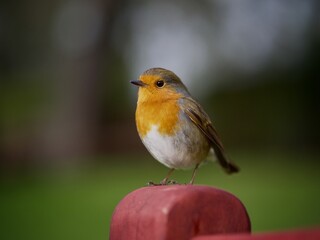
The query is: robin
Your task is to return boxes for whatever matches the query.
[131,68,239,185]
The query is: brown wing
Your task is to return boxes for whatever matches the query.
[182,97,239,174]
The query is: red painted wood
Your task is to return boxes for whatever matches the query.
[192,228,320,240]
[109,185,251,240]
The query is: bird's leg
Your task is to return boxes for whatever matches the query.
[160,168,175,185]
[189,164,200,184]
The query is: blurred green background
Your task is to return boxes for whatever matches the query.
[1,0,320,239]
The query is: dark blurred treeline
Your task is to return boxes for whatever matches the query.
[0,0,319,170]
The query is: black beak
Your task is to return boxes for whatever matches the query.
[130,80,147,87]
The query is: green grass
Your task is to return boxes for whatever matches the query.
[0,151,319,239]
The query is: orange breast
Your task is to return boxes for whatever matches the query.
[136,91,182,137]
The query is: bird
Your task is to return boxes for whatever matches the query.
[131,67,239,185]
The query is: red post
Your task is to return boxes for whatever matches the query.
[109,185,251,240]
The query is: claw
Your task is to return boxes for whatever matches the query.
[147,181,156,186]
[148,181,165,186]
[167,180,178,185]
[147,181,166,186]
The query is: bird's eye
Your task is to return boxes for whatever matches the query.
[156,80,165,88]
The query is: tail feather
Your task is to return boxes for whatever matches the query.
[223,160,239,174]
[213,146,239,174]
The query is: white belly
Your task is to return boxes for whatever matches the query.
[141,125,210,169]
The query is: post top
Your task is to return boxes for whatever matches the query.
[110,185,251,240]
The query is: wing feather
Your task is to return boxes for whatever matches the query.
[181,97,239,174]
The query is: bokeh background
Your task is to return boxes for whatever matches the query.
[1,0,320,239]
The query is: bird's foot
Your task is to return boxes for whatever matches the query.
[147,179,179,186]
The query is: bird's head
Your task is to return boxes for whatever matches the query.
[131,68,190,103]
